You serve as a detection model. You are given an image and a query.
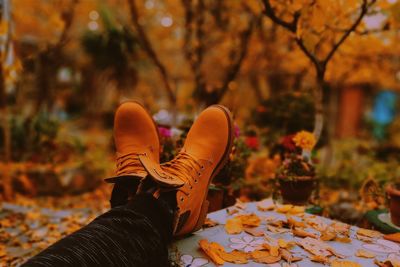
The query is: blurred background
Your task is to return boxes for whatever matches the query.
[0,0,400,264]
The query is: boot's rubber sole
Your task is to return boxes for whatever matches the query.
[190,104,235,234]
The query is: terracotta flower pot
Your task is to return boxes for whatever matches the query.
[386,184,400,226]
[279,176,316,205]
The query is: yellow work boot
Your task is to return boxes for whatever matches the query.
[105,101,157,207]
[105,101,184,207]
[142,105,234,236]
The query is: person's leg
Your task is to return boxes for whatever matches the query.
[22,193,174,267]
[109,178,140,208]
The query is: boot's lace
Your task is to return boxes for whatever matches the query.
[162,151,203,188]
[116,152,145,176]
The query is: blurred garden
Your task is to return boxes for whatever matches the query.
[0,0,400,265]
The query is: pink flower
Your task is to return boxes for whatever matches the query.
[245,136,259,150]
[158,127,172,138]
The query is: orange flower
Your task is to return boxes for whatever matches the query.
[292,130,316,150]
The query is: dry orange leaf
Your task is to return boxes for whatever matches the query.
[297,237,333,258]
[320,230,336,241]
[251,250,281,264]
[269,220,284,228]
[244,227,264,237]
[357,228,382,238]
[355,249,375,258]
[237,213,261,227]
[267,225,289,234]
[278,239,294,249]
[331,260,362,267]
[218,249,249,264]
[330,222,351,235]
[225,217,243,234]
[262,243,280,257]
[356,234,373,243]
[373,259,391,267]
[292,227,318,239]
[288,206,305,214]
[276,204,293,213]
[335,236,352,243]
[384,233,400,243]
[280,248,302,263]
[199,239,250,265]
[198,239,225,265]
[310,255,329,264]
[287,217,306,228]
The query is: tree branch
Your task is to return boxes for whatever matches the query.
[261,0,299,32]
[295,38,321,71]
[323,0,369,63]
[55,0,78,49]
[215,15,257,102]
[127,0,176,104]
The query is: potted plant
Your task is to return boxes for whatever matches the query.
[276,130,317,205]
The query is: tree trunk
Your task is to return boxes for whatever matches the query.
[313,71,325,143]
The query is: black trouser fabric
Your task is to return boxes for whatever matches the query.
[22,193,174,267]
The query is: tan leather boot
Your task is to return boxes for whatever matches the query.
[141,105,234,236]
[105,101,184,188]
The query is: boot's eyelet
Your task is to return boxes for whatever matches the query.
[144,152,147,156]
[201,166,204,169]
[194,179,198,183]
[180,197,184,202]
[189,185,193,189]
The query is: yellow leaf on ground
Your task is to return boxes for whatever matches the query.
[280,248,302,263]
[356,228,382,238]
[225,217,243,234]
[355,249,375,258]
[320,230,336,241]
[251,250,281,264]
[267,225,289,234]
[310,255,329,264]
[218,249,249,264]
[276,204,293,213]
[289,206,305,214]
[237,214,261,227]
[384,233,400,243]
[262,243,280,257]
[278,239,293,249]
[287,217,306,228]
[292,227,318,238]
[335,236,352,243]
[198,239,225,265]
[244,227,264,237]
[331,260,362,267]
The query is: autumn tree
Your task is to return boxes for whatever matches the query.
[261,0,376,143]
[127,0,259,107]
[13,0,78,111]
